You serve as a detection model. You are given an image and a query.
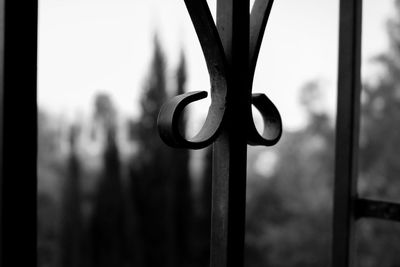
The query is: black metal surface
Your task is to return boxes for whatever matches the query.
[248,93,281,146]
[157,0,281,149]
[247,0,281,146]
[210,1,250,266]
[157,0,228,149]
[356,198,400,222]
[332,0,362,267]
[249,0,274,79]
[157,0,281,267]
[0,0,38,266]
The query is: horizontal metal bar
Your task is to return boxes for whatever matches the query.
[356,198,400,222]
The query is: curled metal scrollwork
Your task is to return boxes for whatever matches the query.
[158,0,228,149]
[248,0,282,146]
[157,0,282,149]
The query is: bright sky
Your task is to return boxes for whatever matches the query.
[38,0,395,131]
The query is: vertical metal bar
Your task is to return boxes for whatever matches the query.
[332,0,362,267]
[0,0,4,264]
[0,0,38,265]
[210,1,249,267]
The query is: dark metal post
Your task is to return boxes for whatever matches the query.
[0,0,38,265]
[0,1,4,263]
[157,1,280,266]
[332,0,362,266]
[210,1,249,267]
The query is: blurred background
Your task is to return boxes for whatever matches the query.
[37,0,400,266]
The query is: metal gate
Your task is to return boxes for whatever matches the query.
[0,0,399,266]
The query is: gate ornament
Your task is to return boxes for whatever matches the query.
[157,0,280,266]
[157,0,282,149]
[158,1,400,266]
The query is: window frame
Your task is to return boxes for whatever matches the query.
[0,1,398,267]
[0,0,38,265]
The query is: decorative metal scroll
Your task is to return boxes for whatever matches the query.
[157,0,282,149]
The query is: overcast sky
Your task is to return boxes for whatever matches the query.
[38,0,395,131]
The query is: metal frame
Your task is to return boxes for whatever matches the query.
[0,0,397,266]
[0,0,38,266]
[332,1,400,267]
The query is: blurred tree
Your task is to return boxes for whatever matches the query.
[245,1,400,264]
[359,0,400,202]
[129,34,172,267]
[37,110,66,267]
[171,51,194,267]
[193,147,212,267]
[356,0,400,266]
[245,82,334,267]
[94,93,116,131]
[90,93,131,267]
[38,193,61,267]
[129,36,192,267]
[132,34,167,155]
[60,124,83,267]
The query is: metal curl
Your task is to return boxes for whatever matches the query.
[158,91,224,149]
[249,0,274,79]
[247,93,282,146]
[157,0,228,149]
[246,0,282,146]
[158,0,281,149]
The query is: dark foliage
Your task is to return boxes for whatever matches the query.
[128,36,193,267]
[60,125,83,267]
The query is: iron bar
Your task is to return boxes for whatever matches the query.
[356,198,400,222]
[158,1,280,266]
[0,0,38,265]
[332,0,362,267]
[210,1,249,267]
[0,1,4,263]
[249,0,273,80]
[158,0,228,149]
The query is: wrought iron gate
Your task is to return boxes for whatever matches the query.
[0,0,399,266]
